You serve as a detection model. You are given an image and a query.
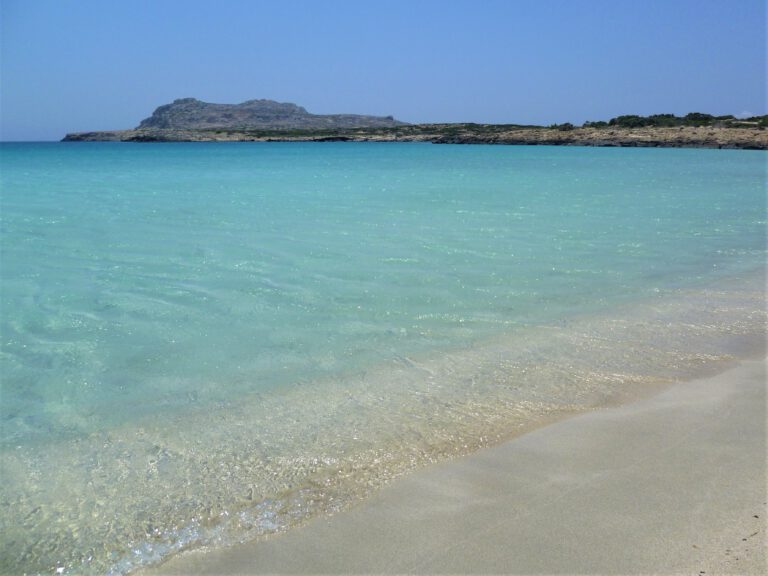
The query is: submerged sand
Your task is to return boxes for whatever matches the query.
[146,359,766,575]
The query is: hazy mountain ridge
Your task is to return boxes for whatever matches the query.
[137,98,407,130]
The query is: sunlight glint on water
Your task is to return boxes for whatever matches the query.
[0,142,765,574]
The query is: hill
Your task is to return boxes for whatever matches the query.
[61,104,767,149]
[136,98,407,130]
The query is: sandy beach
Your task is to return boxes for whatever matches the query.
[144,359,766,575]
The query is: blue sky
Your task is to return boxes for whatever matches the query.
[1,0,765,141]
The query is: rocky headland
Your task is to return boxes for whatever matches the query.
[62,101,768,150]
[135,98,406,130]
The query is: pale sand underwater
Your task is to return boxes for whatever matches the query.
[2,143,765,573]
[146,359,766,575]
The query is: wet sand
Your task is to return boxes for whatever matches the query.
[146,359,766,574]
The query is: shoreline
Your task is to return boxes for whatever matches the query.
[3,142,765,574]
[144,357,767,575]
[1,142,765,576]
[3,271,764,575]
[61,125,768,149]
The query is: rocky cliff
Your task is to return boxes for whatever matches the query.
[136,98,406,130]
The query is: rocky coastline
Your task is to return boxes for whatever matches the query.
[62,125,768,149]
[62,99,768,149]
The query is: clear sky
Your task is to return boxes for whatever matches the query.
[1,0,765,141]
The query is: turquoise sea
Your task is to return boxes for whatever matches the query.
[1,142,765,574]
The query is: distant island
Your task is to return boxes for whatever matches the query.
[62,99,768,149]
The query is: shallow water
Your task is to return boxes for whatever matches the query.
[0,143,765,574]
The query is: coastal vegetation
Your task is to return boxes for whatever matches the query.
[62,99,768,149]
[584,113,768,129]
[63,122,768,149]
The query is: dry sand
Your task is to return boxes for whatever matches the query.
[146,360,766,575]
